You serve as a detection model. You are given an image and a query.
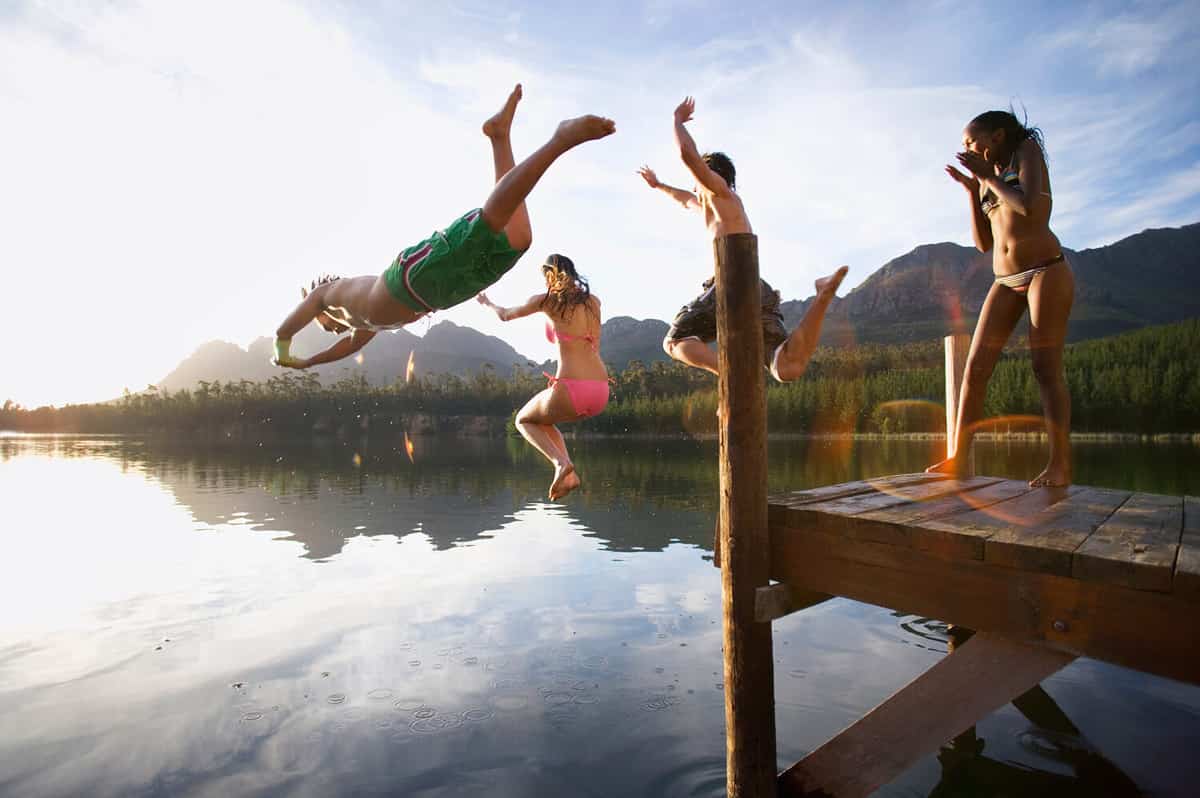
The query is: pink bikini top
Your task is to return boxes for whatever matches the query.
[545,320,599,351]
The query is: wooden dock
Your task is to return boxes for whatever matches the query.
[707,234,1198,797]
[765,473,1199,797]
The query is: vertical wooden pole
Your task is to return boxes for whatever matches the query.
[715,233,777,798]
[944,334,971,463]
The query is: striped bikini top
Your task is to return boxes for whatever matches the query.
[981,156,1020,215]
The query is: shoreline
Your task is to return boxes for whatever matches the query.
[4,430,1199,444]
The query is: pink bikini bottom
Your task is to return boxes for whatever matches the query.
[544,373,610,418]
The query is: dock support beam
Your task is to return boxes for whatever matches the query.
[715,233,777,797]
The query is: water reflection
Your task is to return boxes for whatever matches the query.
[1,435,1198,797]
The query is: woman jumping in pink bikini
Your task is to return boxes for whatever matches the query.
[477,254,608,500]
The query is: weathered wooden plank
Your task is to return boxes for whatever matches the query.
[755,583,832,622]
[866,479,1037,562]
[768,523,1200,685]
[767,473,944,526]
[803,476,1004,547]
[715,232,777,798]
[904,484,1081,562]
[984,488,1132,576]
[777,633,1074,798]
[1176,496,1200,601]
[1073,493,1183,592]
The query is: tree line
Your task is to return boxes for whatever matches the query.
[3,319,1197,436]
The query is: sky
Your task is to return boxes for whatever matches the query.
[2,0,1198,408]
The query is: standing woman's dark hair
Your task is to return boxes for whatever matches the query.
[540,254,593,318]
[970,107,1047,162]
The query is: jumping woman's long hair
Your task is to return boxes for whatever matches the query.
[971,106,1047,162]
[540,254,593,320]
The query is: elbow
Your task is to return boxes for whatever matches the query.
[975,241,992,254]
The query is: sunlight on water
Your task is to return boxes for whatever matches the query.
[0,435,1198,797]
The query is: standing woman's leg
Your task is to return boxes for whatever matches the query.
[927,281,1026,474]
[1026,263,1075,487]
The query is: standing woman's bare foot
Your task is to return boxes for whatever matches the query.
[553,115,617,147]
[549,463,581,500]
[483,83,522,140]
[925,456,965,477]
[1029,462,1071,488]
[815,265,849,298]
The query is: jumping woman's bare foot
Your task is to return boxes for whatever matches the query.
[925,456,965,477]
[483,83,522,140]
[1029,462,1071,488]
[549,463,580,500]
[815,265,849,298]
[553,115,616,148]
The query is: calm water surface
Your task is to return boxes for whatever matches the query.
[1,434,1198,797]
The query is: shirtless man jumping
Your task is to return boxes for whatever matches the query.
[638,96,846,381]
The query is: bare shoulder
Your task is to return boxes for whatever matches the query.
[1016,137,1045,167]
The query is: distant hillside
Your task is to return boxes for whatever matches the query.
[158,320,534,393]
[780,223,1200,344]
[599,315,671,368]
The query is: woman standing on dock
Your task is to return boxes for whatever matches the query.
[929,109,1074,487]
[477,254,608,500]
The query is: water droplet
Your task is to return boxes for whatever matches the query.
[393,698,424,712]
[573,694,599,705]
[411,715,463,734]
[241,711,264,721]
[543,692,574,705]
[326,693,347,705]
[368,688,394,700]
[413,707,437,719]
[462,707,494,722]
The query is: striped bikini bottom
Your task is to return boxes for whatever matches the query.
[994,254,1066,291]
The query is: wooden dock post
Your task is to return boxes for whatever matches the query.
[715,233,777,797]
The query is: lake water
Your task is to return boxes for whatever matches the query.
[1,434,1198,797]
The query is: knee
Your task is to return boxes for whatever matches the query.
[662,336,677,357]
[507,226,532,252]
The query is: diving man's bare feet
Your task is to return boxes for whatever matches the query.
[553,115,617,147]
[549,462,580,501]
[815,265,849,298]
[483,83,522,140]
[1029,462,1071,488]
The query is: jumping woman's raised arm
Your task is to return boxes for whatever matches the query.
[945,165,992,252]
[476,292,547,322]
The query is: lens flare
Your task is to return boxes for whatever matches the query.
[355,352,365,366]
[404,431,415,463]
[406,350,416,383]
[351,453,362,467]
[952,414,1056,525]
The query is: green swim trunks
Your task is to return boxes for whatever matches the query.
[384,209,527,313]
